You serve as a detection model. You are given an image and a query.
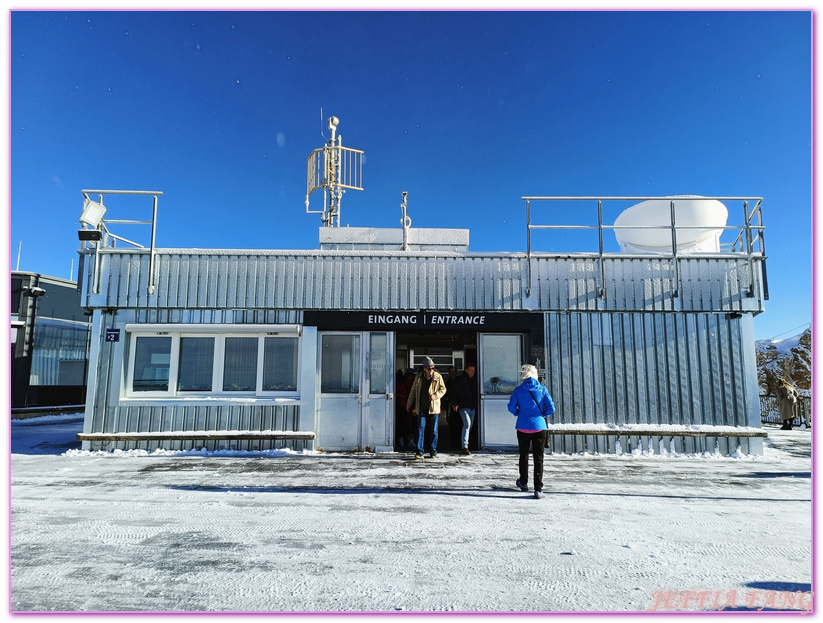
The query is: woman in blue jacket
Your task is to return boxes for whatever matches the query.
[507,364,555,499]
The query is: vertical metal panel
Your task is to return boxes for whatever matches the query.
[543,311,754,452]
[682,314,700,424]
[282,257,294,308]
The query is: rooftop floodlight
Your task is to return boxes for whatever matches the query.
[78,229,102,241]
[79,198,107,228]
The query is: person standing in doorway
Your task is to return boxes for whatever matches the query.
[508,364,555,499]
[407,357,447,459]
[777,378,799,430]
[396,368,416,449]
[452,364,478,455]
[401,368,418,449]
[444,365,462,452]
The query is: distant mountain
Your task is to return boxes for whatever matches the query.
[755,329,811,398]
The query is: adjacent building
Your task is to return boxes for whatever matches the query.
[11,271,90,411]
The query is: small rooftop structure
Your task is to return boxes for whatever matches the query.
[319,226,469,252]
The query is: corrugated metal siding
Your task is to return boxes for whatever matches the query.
[133,308,301,325]
[82,250,765,313]
[82,307,308,451]
[544,311,756,455]
[84,404,306,452]
[79,247,764,454]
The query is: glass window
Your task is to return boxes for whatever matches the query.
[133,336,172,392]
[369,333,387,394]
[263,337,298,392]
[128,330,300,397]
[29,318,90,386]
[223,337,258,391]
[178,337,214,391]
[321,335,360,394]
[482,334,522,395]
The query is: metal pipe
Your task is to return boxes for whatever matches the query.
[526,200,532,297]
[753,199,769,300]
[743,200,757,298]
[93,236,101,294]
[105,232,144,248]
[400,191,410,252]
[670,200,679,298]
[521,196,762,201]
[530,223,759,231]
[597,200,605,298]
[148,194,158,295]
[81,189,163,196]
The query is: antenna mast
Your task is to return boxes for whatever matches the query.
[305,116,364,227]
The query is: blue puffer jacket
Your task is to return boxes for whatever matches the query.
[507,377,555,431]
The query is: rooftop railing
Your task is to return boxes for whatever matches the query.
[522,196,767,300]
[78,190,162,295]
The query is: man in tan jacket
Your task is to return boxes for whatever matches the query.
[406,357,447,459]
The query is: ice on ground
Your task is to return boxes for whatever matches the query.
[8,415,813,614]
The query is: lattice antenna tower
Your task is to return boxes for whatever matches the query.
[305,116,364,227]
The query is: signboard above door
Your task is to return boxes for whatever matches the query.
[303,311,542,332]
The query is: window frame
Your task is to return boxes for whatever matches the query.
[126,334,177,397]
[125,326,301,399]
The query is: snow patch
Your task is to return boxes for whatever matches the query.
[64,447,320,459]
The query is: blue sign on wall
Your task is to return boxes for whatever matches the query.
[105,328,120,343]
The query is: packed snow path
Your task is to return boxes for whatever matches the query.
[10,416,812,613]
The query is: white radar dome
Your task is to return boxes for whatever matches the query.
[613,196,728,254]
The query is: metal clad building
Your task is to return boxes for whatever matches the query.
[78,225,766,455]
[76,120,766,455]
[11,271,90,411]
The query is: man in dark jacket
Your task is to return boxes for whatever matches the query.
[451,364,478,455]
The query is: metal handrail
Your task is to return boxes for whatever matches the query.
[79,190,162,296]
[523,196,766,300]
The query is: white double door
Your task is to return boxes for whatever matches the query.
[317,332,395,452]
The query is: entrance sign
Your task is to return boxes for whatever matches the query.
[304,311,541,331]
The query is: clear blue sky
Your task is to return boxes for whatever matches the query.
[8,10,812,341]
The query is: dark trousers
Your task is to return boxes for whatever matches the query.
[417,413,439,455]
[517,430,548,492]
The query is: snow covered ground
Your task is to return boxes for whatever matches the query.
[8,413,813,616]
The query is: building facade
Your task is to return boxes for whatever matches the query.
[11,271,90,410]
[76,197,768,455]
